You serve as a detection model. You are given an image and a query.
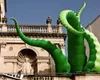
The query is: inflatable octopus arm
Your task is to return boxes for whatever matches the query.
[11,18,71,73]
[76,2,86,22]
[59,3,86,72]
[84,28,100,72]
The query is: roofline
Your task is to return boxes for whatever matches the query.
[85,15,100,28]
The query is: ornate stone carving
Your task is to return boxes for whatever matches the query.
[1,41,6,48]
[60,43,65,48]
[9,46,13,51]
[46,17,52,24]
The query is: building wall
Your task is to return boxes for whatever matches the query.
[0,0,66,74]
[0,35,66,74]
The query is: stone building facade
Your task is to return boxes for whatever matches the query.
[0,0,67,76]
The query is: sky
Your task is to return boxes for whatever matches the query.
[6,0,100,28]
[6,0,100,54]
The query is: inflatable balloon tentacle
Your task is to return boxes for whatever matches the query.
[11,18,71,73]
[59,2,86,35]
[84,29,100,72]
[59,10,84,35]
[59,3,86,72]
[76,2,86,22]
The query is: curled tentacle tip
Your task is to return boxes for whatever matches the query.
[84,2,86,6]
[10,17,18,24]
[10,17,17,22]
[10,17,15,20]
[83,2,86,7]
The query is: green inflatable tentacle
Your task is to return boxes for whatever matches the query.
[76,2,86,22]
[59,10,84,35]
[84,29,100,72]
[11,18,71,73]
[59,3,86,72]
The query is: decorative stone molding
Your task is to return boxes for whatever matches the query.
[37,56,50,60]
[41,48,44,51]
[9,46,13,51]
[60,43,65,48]
[4,56,18,63]
[0,32,66,40]
[0,41,6,48]
[39,68,51,74]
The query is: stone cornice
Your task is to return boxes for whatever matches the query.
[0,32,67,40]
[4,56,17,59]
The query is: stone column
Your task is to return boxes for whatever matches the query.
[57,18,63,33]
[13,62,17,73]
[0,41,6,56]
[0,56,4,72]
[0,0,7,24]
[0,41,6,73]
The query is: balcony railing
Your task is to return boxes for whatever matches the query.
[5,24,62,33]
[0,74,71,80]
[1,73,100,80]
[7,25,48,33]
[25,75,70,80]
[52,27,58,33]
